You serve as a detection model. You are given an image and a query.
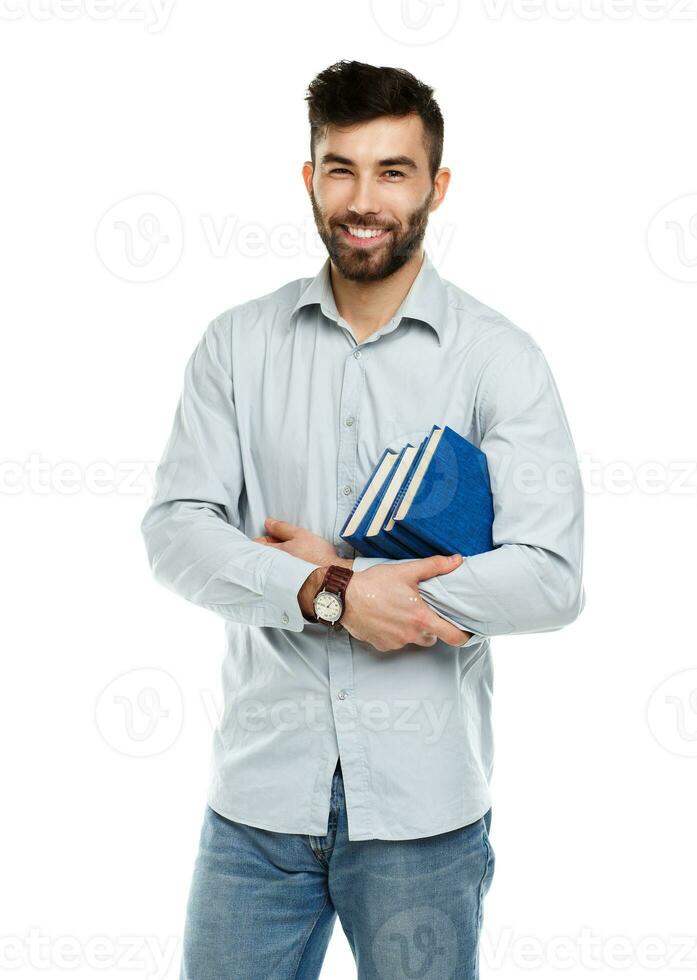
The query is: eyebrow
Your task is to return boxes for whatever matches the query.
[320,153,419,171]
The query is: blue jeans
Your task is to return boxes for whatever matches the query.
[180,761,495,979]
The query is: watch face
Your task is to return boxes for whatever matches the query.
[314,591,342,622]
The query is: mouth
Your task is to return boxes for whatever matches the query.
[338,224,392,248]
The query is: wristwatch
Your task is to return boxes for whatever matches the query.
[310,564,354,629]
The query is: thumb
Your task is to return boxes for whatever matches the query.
[406,553,463,581]
[264,517,293,539]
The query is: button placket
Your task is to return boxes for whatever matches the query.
[327,628,373,839]
[333,347,363,543]
[323,345,374,839]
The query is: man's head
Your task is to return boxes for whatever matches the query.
[302,60,450,283]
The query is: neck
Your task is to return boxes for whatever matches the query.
[329,249,425,344]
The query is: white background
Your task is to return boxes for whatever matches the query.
[1,1,696,978]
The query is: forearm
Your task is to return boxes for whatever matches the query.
[141,316,327,632]
[141,498,321,631]
[356,340,586,639]
[353,544,585,637]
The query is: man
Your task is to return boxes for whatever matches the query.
[141,60,585,980]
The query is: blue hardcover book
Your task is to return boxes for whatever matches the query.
[339,447,401,558]
[379,430,434,556]
[384,425,495,558]
[359,444,423,558]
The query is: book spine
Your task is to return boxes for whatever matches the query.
[345,534,394,559]
[341,453,402,549]
[385,521,439,557]
[386,434,430,526]
[371,527,423,559]
[397,426,495,558]
[394,517,455,556]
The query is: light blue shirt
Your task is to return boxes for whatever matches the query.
[140,250,585,841]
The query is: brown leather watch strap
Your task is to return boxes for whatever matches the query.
[310,564,354,628]
[322,564,354,597]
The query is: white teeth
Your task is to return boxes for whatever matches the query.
[347,226,386,239]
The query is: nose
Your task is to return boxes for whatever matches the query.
[347,176,383,219]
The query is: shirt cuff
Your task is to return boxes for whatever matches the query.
[263,548,320,632]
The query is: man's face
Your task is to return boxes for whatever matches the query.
[305,114,444,282]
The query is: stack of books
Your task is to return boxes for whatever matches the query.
[340,424,496,560]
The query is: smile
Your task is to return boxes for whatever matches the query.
[340,225,391,247]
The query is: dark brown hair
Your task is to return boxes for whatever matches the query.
[305,60,444,183]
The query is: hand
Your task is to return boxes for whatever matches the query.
[252,518,340,566]
[342,554,473,651]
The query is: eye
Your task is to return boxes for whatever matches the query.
[384,170,405,179]
[329,168,352,175]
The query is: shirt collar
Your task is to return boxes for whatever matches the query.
[289,250,447,347]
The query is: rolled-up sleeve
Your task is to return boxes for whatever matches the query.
[140,316,319,631]
[353,342,586,637]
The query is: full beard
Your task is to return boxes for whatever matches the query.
[309,187,434,283]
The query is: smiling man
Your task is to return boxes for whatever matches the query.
[141,60,585,980]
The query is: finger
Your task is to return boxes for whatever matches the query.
[454,632,475,647]
[422,612,472,648]
[402,553,463,582]
[265,517,294,539]
[413,629,439,648]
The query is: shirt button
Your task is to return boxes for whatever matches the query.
[281,612,289,624]
[353,350,362,359]
[343,485,352,495]
[337,689,348,700]
[345,417,354,426]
